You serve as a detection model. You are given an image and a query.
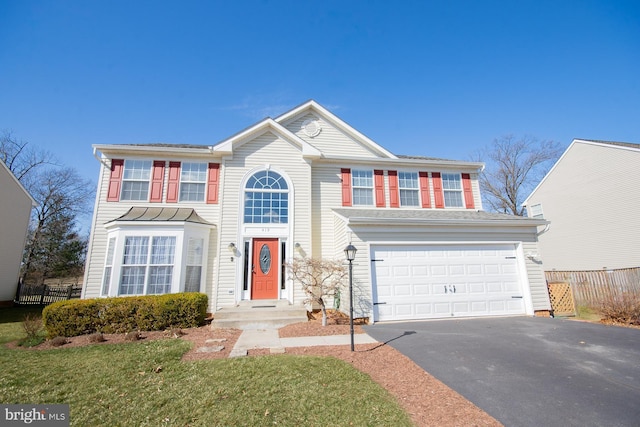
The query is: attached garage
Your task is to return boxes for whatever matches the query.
[371,244,530,322]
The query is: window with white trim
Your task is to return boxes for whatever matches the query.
[398,172,420,207]
[119,236,176,295]
[179,162,207,202]
[184,238,203,292]
[101,237,116,296]
[352,169,373,206]
[121,160,152,201]
[244,170,289,223]
[442,173,464,207]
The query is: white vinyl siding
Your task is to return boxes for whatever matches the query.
[0,162,34,302]
[525,141,640,270]
[286,113,382,158]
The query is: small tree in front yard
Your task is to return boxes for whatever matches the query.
[287,257,348,326]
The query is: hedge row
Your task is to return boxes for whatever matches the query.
[42,293,208,338]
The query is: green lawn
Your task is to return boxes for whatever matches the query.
[0,307,412,426]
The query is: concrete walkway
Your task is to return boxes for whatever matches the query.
[229,328,378,358]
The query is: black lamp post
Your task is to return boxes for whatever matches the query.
[344,244,357,351]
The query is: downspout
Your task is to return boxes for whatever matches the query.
[537,223,550,236]
[92,147,111,168]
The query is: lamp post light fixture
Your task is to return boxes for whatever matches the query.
[344,244,357,351]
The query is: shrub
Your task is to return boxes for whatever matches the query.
[42,293,208,337]
[596,292,640,325]
[22,313,43,339]
[50,336,68,347]
[124,331,141,341]
[87,332,106,343]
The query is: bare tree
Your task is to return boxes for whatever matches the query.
[1,130,94,283]
[0,130,56,190]
[287,257,348,326]
[21,167,94,282]
[476,135,563,216]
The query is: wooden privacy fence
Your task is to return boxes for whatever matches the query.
[545,267,640,310]
[14,282,83,305]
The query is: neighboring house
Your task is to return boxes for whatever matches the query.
[83,100,551,322]
[523,139,640,271]
[0,159,36,305]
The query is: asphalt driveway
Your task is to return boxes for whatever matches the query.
[364,317,640,427]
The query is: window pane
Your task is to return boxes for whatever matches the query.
[399,172,419,206]
[147,266,173,294]
[101,267,112,296]
[120,266,145,295]
[444,191,464,207]
[352,170,373,206]
[123,160,152,180]
[123,237,149,265]
[184,266,201,292]
[181,162,207,181]
[353,188,373,205]
[151,236,175,264]
[400,189,420,206]
[179,163,207,202]
[442,173,461,190]
[121,181,150,201]
[243,184,289,224]
[121,160,151,201]
[187,238,203,265]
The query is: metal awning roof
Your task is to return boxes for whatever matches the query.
[107,207,213,225]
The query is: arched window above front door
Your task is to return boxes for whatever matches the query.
[244,170,289,223]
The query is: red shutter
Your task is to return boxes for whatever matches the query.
[419,171,431,208]
[388,170,399,208]
[374,170,385,207]
[107,159,124,202]
[341,168,352,207]
[206,163,220,204]
[166,161,181,203]
[149,161,165,203]
[432,172,445,208]
[462,173,475,209]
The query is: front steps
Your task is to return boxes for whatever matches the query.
[210,299,308,330]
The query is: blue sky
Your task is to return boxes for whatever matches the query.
[1,0,639,190]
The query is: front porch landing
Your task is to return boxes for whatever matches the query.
[210,300,308,330]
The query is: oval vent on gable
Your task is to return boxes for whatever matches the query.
[302,118,321,137]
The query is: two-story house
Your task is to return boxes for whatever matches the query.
[83,100,551,322]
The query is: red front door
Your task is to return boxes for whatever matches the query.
[251,238,279,299]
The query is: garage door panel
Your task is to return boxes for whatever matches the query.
[394,285,411,297]
[373,244,526,322]
[414,284,430,295]
[449,264,466,275]
[431,265,448,276]
[377,285,393,297]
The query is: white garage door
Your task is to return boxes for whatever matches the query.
[371,244,526,321]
